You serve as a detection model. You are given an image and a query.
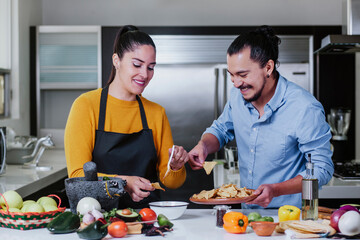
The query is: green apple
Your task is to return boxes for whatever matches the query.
[37,196,57,208]
[8,207,22,212]
[0,190,23,209]
[43,204,58,212]
[26,203,45,213]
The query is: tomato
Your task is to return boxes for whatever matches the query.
[139,208,157,222]
[108,220,128,238]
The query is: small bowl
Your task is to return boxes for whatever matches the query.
[149,201,189,220]
[250,221,279,236]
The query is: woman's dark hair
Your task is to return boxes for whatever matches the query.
[227,25,281,71]
[107,25,156,85]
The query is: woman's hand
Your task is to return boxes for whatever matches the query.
[116,175,154,202]
[169,145,189,171]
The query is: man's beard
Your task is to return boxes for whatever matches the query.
[241,76,266,102]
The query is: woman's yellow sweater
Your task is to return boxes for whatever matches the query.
[64,88,186,189]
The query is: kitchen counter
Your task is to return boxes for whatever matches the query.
[0,150,359,201]
[0,149,67,198]
[319,177,360,198]
[0,209,318,240]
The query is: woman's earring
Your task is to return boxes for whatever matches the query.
[266,74,270,78]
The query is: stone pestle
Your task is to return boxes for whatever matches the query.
[83,161,98,181]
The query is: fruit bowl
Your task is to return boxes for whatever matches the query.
[250,221,279,236]
[149,201,188,220]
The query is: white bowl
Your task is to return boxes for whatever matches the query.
[149,201,189,220]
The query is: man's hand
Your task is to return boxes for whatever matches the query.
[245,184,278,208]
[245,175,303,207]
[188,141,208,170]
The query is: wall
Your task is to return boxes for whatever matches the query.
[41,0,342,26]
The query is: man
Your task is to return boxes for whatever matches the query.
[189,26,334,209]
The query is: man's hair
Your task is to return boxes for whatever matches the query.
[227,25,281,70]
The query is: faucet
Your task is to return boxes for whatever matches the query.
[22,134,55,170]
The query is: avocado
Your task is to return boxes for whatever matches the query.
[115,208,140,222]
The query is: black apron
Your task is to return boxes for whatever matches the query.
[92,86,159,209]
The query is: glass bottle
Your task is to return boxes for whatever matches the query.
[301,154,318,220]
[213,205,231,227]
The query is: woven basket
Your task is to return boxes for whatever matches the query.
[0,193,65,230]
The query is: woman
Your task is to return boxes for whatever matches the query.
[64,25,188,208]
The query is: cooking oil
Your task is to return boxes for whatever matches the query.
[302,198,318,220]
[301,154,318,220]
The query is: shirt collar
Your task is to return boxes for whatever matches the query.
[243,74,287,112]
[266,74,287,112]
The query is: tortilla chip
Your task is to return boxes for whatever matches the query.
[191,184,251,200]
[203,161,217,175]
[151,182,165,191]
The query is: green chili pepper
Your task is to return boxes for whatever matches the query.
[77,220,108,240]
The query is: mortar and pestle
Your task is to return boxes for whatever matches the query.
[65,161,126,213]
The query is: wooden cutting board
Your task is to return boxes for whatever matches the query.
[318,206,337,220]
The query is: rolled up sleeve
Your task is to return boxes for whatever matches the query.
[296,103,334,188]
[203,101,235,150]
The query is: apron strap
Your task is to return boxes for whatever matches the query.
[98,86,109,131]
[98,87,149,131]
[136,95,149,129]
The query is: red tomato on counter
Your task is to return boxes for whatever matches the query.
[108,220,128,238]
[139,208,157,222]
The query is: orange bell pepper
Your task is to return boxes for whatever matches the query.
[223,211,248,234]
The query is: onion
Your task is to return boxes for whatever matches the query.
[339,205,360,213]
[91,209,104,220]
[338,210,360,236]
[76,197,101,215]
[82,212,95,224]
[330,209,347,232]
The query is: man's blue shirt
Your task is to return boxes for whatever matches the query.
[204,75,334,208]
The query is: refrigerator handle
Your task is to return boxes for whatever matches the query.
[214,68,219,160]
[222,68,228,109]
[214,68,219,119]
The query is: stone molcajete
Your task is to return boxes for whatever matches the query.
[65,161,126,213]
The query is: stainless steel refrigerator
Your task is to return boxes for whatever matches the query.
[142,63,232,207]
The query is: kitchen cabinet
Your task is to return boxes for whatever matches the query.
[34,26,102,147]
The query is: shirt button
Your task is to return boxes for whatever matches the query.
[249,170,252,174]
[250,149,254,153]
[253,127,256,131]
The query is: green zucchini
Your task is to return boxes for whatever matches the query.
[47,211,81,234]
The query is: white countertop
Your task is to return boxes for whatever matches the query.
[0,149,67,198]
[0,209,299,240]
[319,176,360,198]
[0,150,359,200]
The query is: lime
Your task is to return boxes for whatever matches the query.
[258,216,274,222]
[247,212,261,222]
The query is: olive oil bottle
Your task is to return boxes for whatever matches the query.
[301,154,318,220]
